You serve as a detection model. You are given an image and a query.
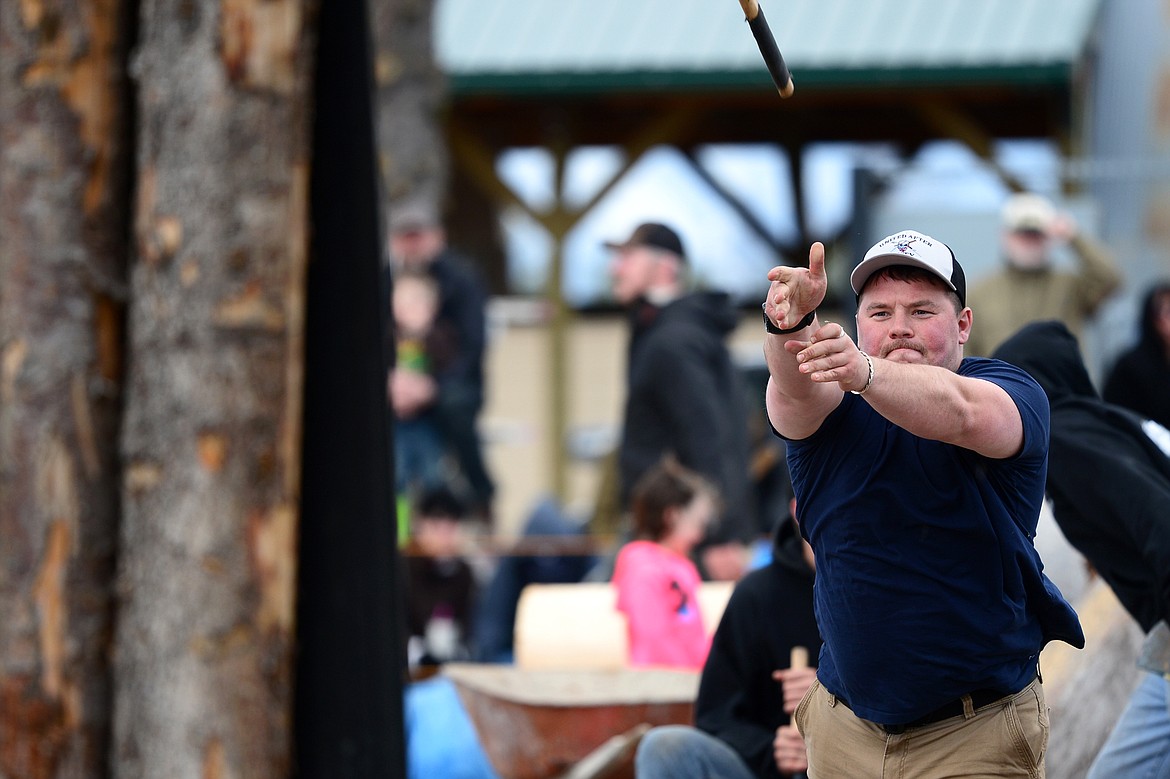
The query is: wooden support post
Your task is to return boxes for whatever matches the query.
[295,0,406,775]
[914,101,1028,193]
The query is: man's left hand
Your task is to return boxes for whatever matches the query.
[788,321,871,394]
[773,724,808,775]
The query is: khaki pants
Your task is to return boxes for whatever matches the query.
[794,676,1048,779]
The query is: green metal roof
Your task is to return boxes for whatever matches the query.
[435,0,1105,95]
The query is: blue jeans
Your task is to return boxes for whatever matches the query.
[404,676,499,779]
[635,725,757,779]
[1087,672,1170,779]
[395,416,447,494]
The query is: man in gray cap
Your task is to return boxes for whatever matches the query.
[762,230,1083,777]
[606,222,756,581]
[385,198,494,516]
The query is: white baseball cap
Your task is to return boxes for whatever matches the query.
[850,230,966,306]
[1001,193,1056,234]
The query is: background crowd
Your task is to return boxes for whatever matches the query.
[388,188,1170,779]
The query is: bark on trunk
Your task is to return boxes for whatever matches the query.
[0,0,131,776]
[371,0,447,209]
[111,1,315,776]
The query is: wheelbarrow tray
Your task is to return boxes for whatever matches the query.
[443,663,699,779]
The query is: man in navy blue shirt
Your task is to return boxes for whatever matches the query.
[761,230,1084,778]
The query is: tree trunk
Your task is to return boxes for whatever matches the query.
[371,0,448,209]
[111,0,315,776]
[0,0,131,776]
[371,0,509,288]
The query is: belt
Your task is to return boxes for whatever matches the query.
[839,687,1015,735]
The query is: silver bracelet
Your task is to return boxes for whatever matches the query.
[850,351,874,395]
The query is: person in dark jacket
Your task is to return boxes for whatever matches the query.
[386,199,494,515]
[635,503,821,779]
[994,320,1170,778]
[401,487,478,669]
[607,222,756,580]
[1103,280,1170,431]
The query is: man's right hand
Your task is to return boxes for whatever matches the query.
[772,666,817,714]
[764,242,828,331]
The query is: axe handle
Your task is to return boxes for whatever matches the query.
[738,0,762,19]
[790,646,809,669]
[738,0,795,98]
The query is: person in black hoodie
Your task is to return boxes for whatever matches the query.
[1103,280,1170,431]
[993,320,1170,778]
[635,502,821,779]
[606,222,755,580]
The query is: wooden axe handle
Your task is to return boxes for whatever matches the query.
[737,0,795,98]
[738,0,761,20]
[790,645,809,669]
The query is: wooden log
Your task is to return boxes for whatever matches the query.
[0,0,130,775]
[513,582,733,670]
[1041,578,1145,779]
[112,0,314,775]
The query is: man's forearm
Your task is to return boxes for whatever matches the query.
[763,315,820,401]
[859,359,1023,459]
[762,242,837,438]
[763,316,844,440]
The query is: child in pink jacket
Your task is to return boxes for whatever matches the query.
[612,458,718,670]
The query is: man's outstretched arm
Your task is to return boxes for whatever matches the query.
[764,242,845,441]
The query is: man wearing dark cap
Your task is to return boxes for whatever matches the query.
[606,222,756,580]
[761,230,1084,777]
[385,198,494,516]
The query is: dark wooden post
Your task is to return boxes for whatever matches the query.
[294,0,406,776]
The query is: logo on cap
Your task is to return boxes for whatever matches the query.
[850,229,966,307]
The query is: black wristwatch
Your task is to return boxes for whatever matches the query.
[763,306,815,335]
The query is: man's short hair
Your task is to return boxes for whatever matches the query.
[864,266,965,314]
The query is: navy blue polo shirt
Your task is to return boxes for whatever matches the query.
[784,357,1084,725]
